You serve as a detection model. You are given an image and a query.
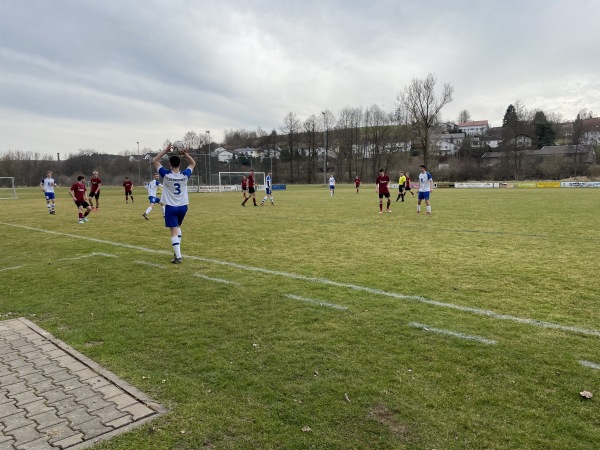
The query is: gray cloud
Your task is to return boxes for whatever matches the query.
[1,0,599,156]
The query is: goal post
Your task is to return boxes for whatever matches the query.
[218,172,266,192]
[0,177,17,199]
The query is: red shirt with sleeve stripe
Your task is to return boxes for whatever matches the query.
[70,182,87,202]
[376,175,390,194]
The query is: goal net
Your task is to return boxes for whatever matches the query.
[0,177,17,199]
[218,172,266,193]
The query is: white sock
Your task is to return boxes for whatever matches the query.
[417,205,421,212]
[171,236,181,258]
[145,207,152,215]
[47,204,51,211]
[427,205,431,213]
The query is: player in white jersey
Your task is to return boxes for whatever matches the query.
[153,143,196,264]
[260,170,275,206]
[329,174,336,197]
[417,164,433,215]
[142,173,164,220]
[39,171,57,214]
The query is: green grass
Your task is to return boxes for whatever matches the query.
[1,185,600,449]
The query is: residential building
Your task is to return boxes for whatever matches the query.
[457,120,490,136]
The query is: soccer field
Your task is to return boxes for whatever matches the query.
[1,185,600,449]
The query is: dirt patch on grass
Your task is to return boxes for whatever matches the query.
[367,404,413,440]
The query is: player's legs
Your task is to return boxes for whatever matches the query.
[165,205,187,262]
[386,193,391,212]
[425,194,431,214]
[144,197,155,218]
[76,203,85,223]
[417,192,424,212]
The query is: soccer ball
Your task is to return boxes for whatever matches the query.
[172,141,186,154]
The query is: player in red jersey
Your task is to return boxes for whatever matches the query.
[70,175,92,224]
[375,168,391,214]
[123,177,134,203]
[404,172,415,197]
[89,171,102,209]
[241,169,257,207]
[241,175,249,200]
[355,176,361,193]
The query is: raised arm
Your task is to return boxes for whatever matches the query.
[183,150,196,171]
[153,143,172,171]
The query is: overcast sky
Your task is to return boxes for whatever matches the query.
[1,0,599,158]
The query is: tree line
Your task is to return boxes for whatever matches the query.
[2,73,598,186]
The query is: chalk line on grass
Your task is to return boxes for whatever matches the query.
[285,294,348,311]
[134,260,166,269]
[0,265,24,273]
[193,273,241,286]
[58,252,118,261]
[409,322,497,345]
[579,360,600,370]
[2,222,600,338]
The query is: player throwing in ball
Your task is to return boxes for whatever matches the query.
[153,142,196,264]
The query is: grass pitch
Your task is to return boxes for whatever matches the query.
[1,185,600,449]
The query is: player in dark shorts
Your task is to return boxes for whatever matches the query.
[404,172,416,197]
[241,176,249,201]
[375,168,391,214]
[89,171,102,209]
[355,176,361,193]
[123,177,134,203]
[70,175,92,224]
[242,169,257,207]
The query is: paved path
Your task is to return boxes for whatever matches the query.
[0,318,165,449]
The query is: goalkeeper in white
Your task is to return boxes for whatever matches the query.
[261,170,275,206]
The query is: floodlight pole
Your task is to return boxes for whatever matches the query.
[322,111,327,184]
[206,131,211,185]
[137,141,141,186]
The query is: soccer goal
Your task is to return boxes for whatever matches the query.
[218,172,265,193]
[0,177,17,199]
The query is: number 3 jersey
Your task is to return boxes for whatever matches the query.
[159,167,193,206]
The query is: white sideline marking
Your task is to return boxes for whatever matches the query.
[2,222,600,338]
[285,294,348,311]
[58,252,118,261]
[0,265,24,272]
[193,273,241,286]
[409,322,497,345]
[579,360,600,370]
[135,260,166,269]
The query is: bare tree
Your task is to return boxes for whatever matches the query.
[457,109,471,123]
[363,104,395,175]
[303,115,320,183]
[320,109,335,179]
[280,112,301,183]
[396,73,454,166]
[182,131,200,150]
